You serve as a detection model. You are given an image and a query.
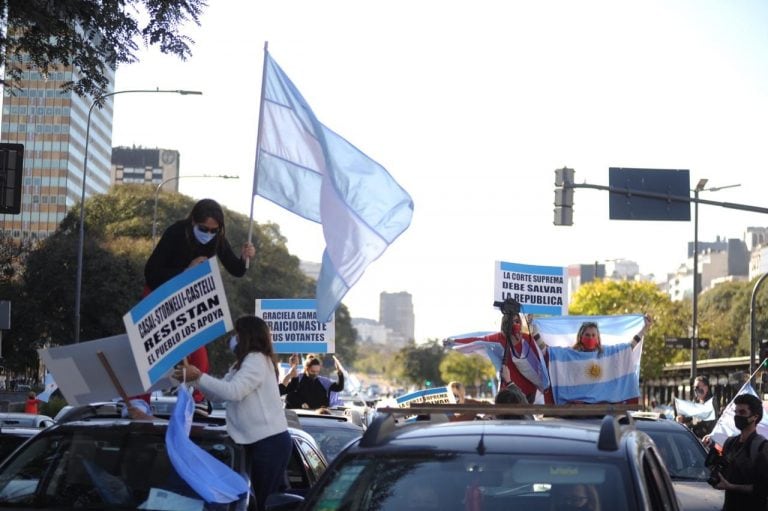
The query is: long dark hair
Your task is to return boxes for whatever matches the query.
[187,199,227,253]
[232,315,278,376]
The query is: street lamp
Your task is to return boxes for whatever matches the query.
[152,174,239,245]
[74,88,202,343]
[690,179,741,383]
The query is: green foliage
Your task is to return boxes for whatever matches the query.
[2,184,357,378]
[40,395,68,418]
[439,351,495,387]
[568,279,686,379]
[1,0,206,98]
[394,340,445,387]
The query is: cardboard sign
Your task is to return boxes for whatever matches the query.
[255,299,335,353]
[395,387,456,408]
[124,258,233,388]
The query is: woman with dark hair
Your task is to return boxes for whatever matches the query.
[145,198,255,289]
[145,198,256,414]
[677,375,719,438]
[174,315,290,511]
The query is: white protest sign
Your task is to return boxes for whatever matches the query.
[255,299,335,354]
[38,334,174,406]
[494,260,568,315]
[123,258,233,389]
[395,386,456,408]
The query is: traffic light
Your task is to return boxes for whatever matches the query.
[0,144,23,215]
[425,380,432,388]
[554,167,574,226]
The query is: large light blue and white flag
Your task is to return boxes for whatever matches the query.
[710,383,768,446]
[254,49,414,322]
[534,314,645,404]
[674,397,716,421]
[166,384,249,503]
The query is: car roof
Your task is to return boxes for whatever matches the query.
[356,413,646,459]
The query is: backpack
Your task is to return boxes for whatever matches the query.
[723,433,768,472]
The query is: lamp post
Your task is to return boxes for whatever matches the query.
[690,179,741,384]
[152,174,239,245]
[74,88,202,343]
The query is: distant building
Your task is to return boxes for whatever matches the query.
[111,146,180,188]
[299,260,321,281]
[667,237,749,301]
[744,227,768,252]
[379,291,415,343]
[351,318,390,345]
[566,263,605,296]
[749,245,768,280]
[0,63,115,240]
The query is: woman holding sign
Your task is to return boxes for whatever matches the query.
[145,198,256,414]
[174,315,290,511]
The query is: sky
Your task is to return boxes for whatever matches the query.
[111,1,768,342]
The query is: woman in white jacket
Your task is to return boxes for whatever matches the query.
[175,315,290,511]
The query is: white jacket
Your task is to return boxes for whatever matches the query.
[196,352,288,445]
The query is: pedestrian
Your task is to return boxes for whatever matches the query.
[284,355,345,409]
[676,375,719,438]
[446,313,543,403]
[24,391,41,414]
[145,198,256,415]
[711,393,768,510]
[173,315,290,511]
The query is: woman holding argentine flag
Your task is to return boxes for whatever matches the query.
[535,314,653,405]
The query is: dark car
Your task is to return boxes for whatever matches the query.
[293,412,364,462]
[0,405,327,510]
[632,416,723,511]
[0,428,38,463]
[268,411,681,511]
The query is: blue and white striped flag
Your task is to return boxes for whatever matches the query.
[533,314,645,404]
[255,50,414,322]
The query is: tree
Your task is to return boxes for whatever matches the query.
[2,0,207,98]
[394,340,445,387]
[568,279,688,379]
[439,351,495,391]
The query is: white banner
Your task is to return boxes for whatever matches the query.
[124,258,233,389]
[256,299,335,353]
[494,261,568,315]
[395,387,456,408]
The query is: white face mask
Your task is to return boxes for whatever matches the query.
[228,335,238,353]
[193,225,217,245]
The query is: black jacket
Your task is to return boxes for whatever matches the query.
[284,372,345,409]
[145,220,246,289]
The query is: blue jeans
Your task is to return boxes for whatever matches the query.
[245,430,292,511]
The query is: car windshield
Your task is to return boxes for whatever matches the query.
[300,424,362,461]
[640,427,709,481]
[307,452,634,511]
[0,426,241,510]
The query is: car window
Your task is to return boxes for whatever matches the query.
[0,428,241,510]
[639,428,708,481]
[301,424,362,461]
[642,447,678,511]
[307,453,634,511]
[295,437,326,480]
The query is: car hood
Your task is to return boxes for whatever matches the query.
[672,481,723,511]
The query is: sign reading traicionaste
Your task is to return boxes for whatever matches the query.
[255,298,335,354]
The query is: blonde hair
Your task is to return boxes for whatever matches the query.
[449,381,466,403]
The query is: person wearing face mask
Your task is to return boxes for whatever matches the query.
[145,198,256,415]
[676,375,719,438]
[283,355,345,409]
[710,393,768,510]
[173,315,290,511]
[445,314,543,403]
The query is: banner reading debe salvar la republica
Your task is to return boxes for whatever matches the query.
[256,299,335,354]
[494,260,568,315]
[124,258,233,390]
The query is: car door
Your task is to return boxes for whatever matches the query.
[642,446,680,511]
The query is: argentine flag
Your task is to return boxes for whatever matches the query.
[674,397,716,421]
[534,314,645,404]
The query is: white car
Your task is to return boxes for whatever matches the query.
[0,413,54,429]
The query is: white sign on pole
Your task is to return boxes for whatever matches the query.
[123,258,233,389]
[255,299,335,354]
[494,260,568,315]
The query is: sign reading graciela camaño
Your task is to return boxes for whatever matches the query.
[256,299,335,354]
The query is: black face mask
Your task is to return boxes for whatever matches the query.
[734,415,753,431]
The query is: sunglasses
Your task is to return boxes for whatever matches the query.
[196,224,220,234]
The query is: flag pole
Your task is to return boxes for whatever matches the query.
[245,40,270,269]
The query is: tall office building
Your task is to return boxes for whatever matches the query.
[0,62,115,240]
[379,291,415,343]
[111,146,180,189]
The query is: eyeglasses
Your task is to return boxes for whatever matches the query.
[196,224,220,234]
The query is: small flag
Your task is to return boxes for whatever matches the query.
[36,371,58,403]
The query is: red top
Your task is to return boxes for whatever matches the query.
[24,397,40,414]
